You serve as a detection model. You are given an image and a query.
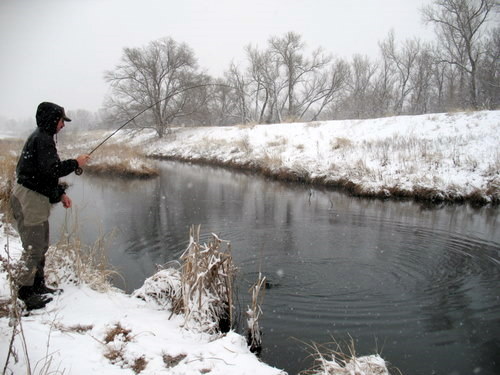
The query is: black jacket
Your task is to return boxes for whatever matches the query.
[16,102,78,203]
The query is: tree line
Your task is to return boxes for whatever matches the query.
[67,0,500,136]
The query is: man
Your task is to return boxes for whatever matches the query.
[10,102,90,311]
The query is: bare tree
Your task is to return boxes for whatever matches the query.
[477,26,500,108]
[67,109,100,130]
[422,0,497,109]
[268,32,331,121]
[380,31,422,114]
[298,58,351,121]
[245,44,286,123]
[409,44,435,114]
[345,55,378,119]
[104,37,207,137]
[225,62,250,124]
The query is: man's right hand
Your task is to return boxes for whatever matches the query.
[76,154,91,167]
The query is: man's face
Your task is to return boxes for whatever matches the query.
[56,118,65,133]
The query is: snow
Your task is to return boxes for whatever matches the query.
[110,110,499,203]
[1,110,498,374]
[0,222,285,375]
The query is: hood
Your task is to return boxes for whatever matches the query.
[36,102,71,135]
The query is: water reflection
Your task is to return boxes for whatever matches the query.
[52,161,500,375]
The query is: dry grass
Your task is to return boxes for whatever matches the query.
[131,356,148,374]
[104,323,132,344]
[178,225,237,334]
[0,139,22,212]
[299,338,394,375]
[246,272,266,354]
[163,353,187,368]
[77,144,159,178]
[235,135,252,154]
[45,212,119,292]
[330,137,352,150]
[266,136,288,148]
[52,323,94,334]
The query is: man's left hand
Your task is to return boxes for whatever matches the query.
[61,194,72,209]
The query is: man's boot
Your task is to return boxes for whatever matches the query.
[33,274,62,295]
[18,285,53,311]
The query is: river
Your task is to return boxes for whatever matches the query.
[51,160,500,375]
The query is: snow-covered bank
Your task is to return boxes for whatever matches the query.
[0,221,286,375]
[120,110,498,205]
[0,220,391,375]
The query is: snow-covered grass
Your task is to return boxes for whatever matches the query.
[119,110,498,205]
[0,139,22,211]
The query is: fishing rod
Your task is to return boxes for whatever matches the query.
[75,83,233,175]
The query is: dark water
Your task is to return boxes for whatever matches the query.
[51,161,500,375]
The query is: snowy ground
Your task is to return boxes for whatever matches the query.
[92,110,499,204]
[0,220,286,375]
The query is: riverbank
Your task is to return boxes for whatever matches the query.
[111,110,498,206]
[0,216,392,375]
[0,217,287,375]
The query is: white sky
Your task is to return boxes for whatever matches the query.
[0,0,434,120]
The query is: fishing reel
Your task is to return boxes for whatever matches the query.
[75,167,83,176]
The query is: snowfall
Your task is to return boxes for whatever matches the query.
[1,110,499,375]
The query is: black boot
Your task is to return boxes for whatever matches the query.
[18,286,53,311]
[33,275,62,295]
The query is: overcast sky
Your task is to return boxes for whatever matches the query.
[0,0,435,121]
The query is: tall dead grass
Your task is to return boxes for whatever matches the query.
[300,338,394,375]
[177,225,237,334]
[246,272,266,354]
[0,139,22,212]
[45,210,119,292]
[60,142,159,178]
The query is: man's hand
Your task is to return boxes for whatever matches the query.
[76,154,91,167]
[61,194,72,209]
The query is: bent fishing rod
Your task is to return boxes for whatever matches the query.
[75,83,233,175]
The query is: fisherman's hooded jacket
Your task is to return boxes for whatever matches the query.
[16,102,78,203]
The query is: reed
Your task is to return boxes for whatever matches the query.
[178,225,236,334]
[246,272,266,354]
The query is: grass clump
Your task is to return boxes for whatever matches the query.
[0,139,22,212]
[178,225,237,334]
[80,144,159,178]
[300,338,393,375]
[44,211,119,292]
[163,353,187,368]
